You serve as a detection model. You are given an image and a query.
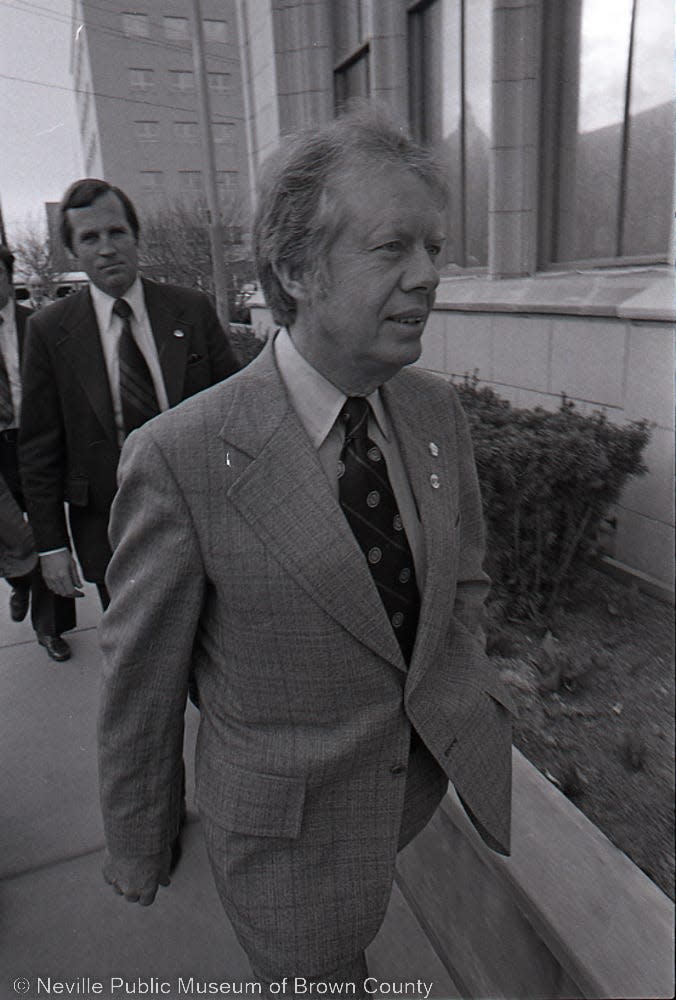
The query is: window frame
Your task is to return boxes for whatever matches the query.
[537,0,672,270]
[121,12,149,39]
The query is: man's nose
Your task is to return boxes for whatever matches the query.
[401,245,440,293]
[98,233,116,254]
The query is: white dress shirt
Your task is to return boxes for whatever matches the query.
[0,300,21,428]
[89,277,170,448]
[274,327,425,584]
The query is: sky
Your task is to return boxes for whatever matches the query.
[0,0,82,235]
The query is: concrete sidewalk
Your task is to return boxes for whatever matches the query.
[0,585,458,1000]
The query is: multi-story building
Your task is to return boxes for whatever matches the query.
[69,0,249,225]
[236,0,675,593]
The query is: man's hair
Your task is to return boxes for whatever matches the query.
[59,178,140,253]
[253,105,449,327]
[0,244,15,282]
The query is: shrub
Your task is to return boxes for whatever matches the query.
[455,376,650,620]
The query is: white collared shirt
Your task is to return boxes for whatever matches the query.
[0,300,21,428]
[274,327,425,583]
[89,277,170,448]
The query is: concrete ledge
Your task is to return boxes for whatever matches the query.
[396,749,674,999]
[433,267,674,320]
[596,555,675,607]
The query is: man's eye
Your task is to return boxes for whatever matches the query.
[378,241,403,253]
[427,243,443,258]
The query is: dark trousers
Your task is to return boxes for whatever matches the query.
[1,432,75,637]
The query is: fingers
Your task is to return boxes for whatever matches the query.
[40,552,84,598]
[102,850,171,907]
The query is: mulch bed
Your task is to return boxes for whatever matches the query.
[486,567,674,900]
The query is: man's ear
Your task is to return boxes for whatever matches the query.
[273,260,311,303]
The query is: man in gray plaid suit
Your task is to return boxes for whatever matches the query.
[98,108,514,992]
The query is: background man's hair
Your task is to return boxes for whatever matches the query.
[0,244,16,282]
[253,103,448,328]
[59,178,140,253]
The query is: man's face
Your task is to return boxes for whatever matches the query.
[291,163,444,394]
[66,190,138,297]
[0,265,11,310]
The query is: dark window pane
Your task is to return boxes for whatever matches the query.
[551,0,673,262]
[410,0,491,267]
[556,0,633,260]
[335,51,370,113]
[622,0,674,255]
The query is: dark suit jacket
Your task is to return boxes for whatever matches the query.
[98,338,514,975]
[1,305,35,576]
[19,279,239,581]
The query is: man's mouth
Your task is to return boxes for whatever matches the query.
[388,311,426,325]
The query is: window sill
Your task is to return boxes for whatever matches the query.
[434,266,674,322]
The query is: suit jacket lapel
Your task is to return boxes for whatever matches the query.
[220,344,406,671]
[56,289,118,449]
[142,279,187,407]
[383,373,460,680]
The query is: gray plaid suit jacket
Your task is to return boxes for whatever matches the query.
[98,336,514,975]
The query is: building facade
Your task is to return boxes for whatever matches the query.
[69,0,249,225]
[238,0,675,592]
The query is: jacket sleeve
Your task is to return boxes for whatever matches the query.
[98,425,205,857]
[18,313,71,553]
[200,294,241,384]
[449,385,491,645]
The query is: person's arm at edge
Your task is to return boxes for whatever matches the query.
[18,315,72,550]
[200,292,241,383]
[98,424,205,904]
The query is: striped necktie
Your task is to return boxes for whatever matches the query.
[338,396,420,663]
[113,298,160,435]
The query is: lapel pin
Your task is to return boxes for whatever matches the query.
[429,441,439,457]
[173,329,185,338]
[430,473,441,489]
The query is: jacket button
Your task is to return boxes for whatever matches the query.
[390,764,407,775]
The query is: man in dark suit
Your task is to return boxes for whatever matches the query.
[1,244,75,660]
[19,179,240,608]
[98,111,514,994]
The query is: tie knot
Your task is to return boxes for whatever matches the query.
[113,298,132,320]
[341,396,370,437]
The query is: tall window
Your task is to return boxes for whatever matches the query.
[169,70,194,92]
[174,121,200,142]
[540,0,674,264]
[134,120,159,141]
[163,16,189,41]
[212,122,235,144]
[121,13,149,38]
[203,19,228,44]
[129,68,154,90]
[140,171,164,192]
[408,0,492,268]
[208,72,230,93]
[331,0,370,112]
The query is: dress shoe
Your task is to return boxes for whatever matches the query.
[38,634,71,662]
[9,587,30,622]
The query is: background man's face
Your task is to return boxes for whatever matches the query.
[294,162,444,394]
[66,190,138,298]
[0,265,11,310]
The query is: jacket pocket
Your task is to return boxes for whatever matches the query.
[66,477,89,507]
[195,755,305,839]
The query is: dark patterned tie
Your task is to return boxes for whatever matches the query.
[339,396,420,663]
[0,316,15,429]
[113,298,160,435]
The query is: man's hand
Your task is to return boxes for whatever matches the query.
[103,849,172,906]
[40,550,84,598]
